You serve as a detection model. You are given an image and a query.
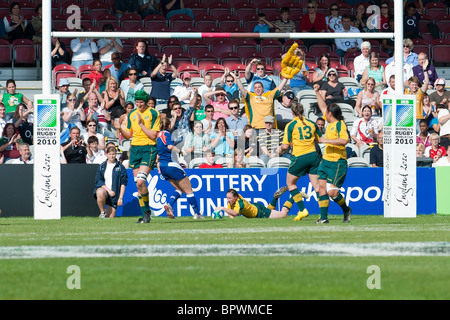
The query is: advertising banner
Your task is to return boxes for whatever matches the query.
[33,95,61,219]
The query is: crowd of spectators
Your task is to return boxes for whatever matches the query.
[1,0,449,168]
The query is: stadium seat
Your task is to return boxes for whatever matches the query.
[95,13,120,30]
[243,52,266,66]
[0,39,11,67]
[257,3,280,16]
[189,158,206,169]
[219,52,243,66]
[202,63,226,79]
[277,1,303,17]
[158,39,185,54]
[338,77,359,88]
[235,47,258,62]
[143,14,167,29]
[53,64,77,87]
[247,156,266,168]
[233,39,258,54]
[194,15,217,30]
[190,1,208,18]
[347,157,369,168]
[227,63,247,75]
[177,63,201,78]
[336,64,350,77]
[308,44,332,56]
[208,1,232,16]
[171,52,194,67]
[77,64,94,79]
[411,38,431,58]
[12,39,36,68]
[120,13,143,29]
[434,13,450,35]
[418,14,434,35]
[234,2,257,16]
[431,39,450,66]
[209,39,234,57]
[425,2,448,20]
[266,157,291,168]
[217,14,241,30]
[169,14,194,29]
[241,13,259,32]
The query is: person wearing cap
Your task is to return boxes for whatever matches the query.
[233,70,288,129]
[274,90,295,130]
[257,115,286,164]
[173,72,194,105]
[319,68,356,108]
[203,85,230,120]
[113,89,161,223]
[413,52,438,90]
[430,78,450,108]
[58,78,71,109]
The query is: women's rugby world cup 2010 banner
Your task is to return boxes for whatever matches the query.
[116,168,437,217]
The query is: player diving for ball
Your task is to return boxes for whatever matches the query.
[215,187,297,219]
[156,118,204,219]
[277,100,322,222]
[114,90,160,223]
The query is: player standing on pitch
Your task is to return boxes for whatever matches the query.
[114,90,160,223]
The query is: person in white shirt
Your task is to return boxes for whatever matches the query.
[351,105,379,149]
[438,103,450,148]
[384,58,413,88]
[353,41,371,82]
[435,145,450,166]
[97,24,123,66]
[334,14,362,58]
[10,143,33,164]
[197,73,215,107]
[86,135,107,164]
[70,26,99,71]
[173,72,194,104]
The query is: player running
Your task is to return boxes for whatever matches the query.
[313,84,352,223]
[114,90,160,223]
[277,100,322,222]
[215,187,295,219]
[156,118,204,220]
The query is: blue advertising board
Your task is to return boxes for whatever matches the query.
[116,168,436,217]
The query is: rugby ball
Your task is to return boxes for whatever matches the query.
[212,210,224,219]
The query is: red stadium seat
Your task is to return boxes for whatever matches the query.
[412,38,431,58]
[210,39,234,57]
[208,1,232,16]
[202,63,226,79]
[194,15,217,30]
[196,51,219,69]
[0,39,11,67]
[120,13,143,29]
[234,3,257,16]
[143,14,167,29]
[12,39,36,67]
[431,39,450,66]
[171,52,194,66]
[425,2,448,20]
[177,63,201,78]
[95,13,120,30]
[257,3,280,16]
[77,64,94,79]
[53,64,77,87]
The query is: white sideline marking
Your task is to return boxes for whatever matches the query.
[0,242,448,259]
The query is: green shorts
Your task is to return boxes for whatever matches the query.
[317,158,348,188]
[129,145,157,169]
[254,203,272,218]
[288,152,321,177]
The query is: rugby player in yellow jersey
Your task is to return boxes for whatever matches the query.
[114,90,160,223]
[278,101,322,221]
[313,84,352,223]
[215,187,295,219]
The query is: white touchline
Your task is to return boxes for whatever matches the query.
[0,242,448,259]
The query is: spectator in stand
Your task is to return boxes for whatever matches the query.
[253,13,274,33]
[422,93,437,128]
[369,130,384,167]
[182,120,210,163]
[0,103,6,133]
[430,78,450,108]
[384,57,413,89]
[429,104,446,135]
[3,2,34,43]
[240,125,258,158]
[190,93,205,122]
[31,3,42,44]
[381,16,395,56]
[334,14,362,58]
[203,86,230,120]
[220,69,239,102]
[235,71,288,129]
[232,148,250,168]
[435,144,450,167]
[51,36,70,68]
[61,126,88,163]
[97,24,123,67]
[300,0,328,49]
[413,53,438,89]
[0,123,21,162]
[61,93,86,133]
[319,68,356,108]
[159,95,179,120]
[416,142,426,158]
[273,7,296,37]
[385,38,419,67]
[82,118,106,150]
[117,101,134,143]
[86,135,107,164]
[360,52,386,91]
[78,77,104,110]
[98,69,111,93]
[150,54,178,106]
[199,149,223,169]
[405,74,429,124]
[312,53,331,86]
[226,99,248,138]
[325,3,342,32]
[161,0,194,20]
[274,90,295,130]
[438,102,450,148]
[102,76,126,120]
[351,105,379,149]
[106,52,129,83]
[120,67,144,103]
[57,78,71,110]
[404,0,423,40]
[355,77,381,117]
[84,92,111,133]
[10,142,33,164]
[128,39,158,78]
[170,98,196,147]
[138,0,162,19]
[245,59,276,93]
[257,115,287,164]
[88,60,105,90]
[379,1,391,32]
[173,72,194,105]
[353,41,371,83]
[113,0,139,19]
[425,133,447,163]
[70,26,98,71]
[351,3,368,32]
[201,104,216,135]
[417,119,431,148]
[198,73,215,107]
[316,117,325,134]
[0,79,33,120]
[210,117,234,158]
[11,103,33,146]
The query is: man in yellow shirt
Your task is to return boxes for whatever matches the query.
[114,90,160,223]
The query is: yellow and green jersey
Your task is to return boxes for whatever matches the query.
[228,195,259,218]
[322,115,349,162]
[126,107,160,146]
[282,116,321,157]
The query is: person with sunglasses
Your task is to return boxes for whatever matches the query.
[120,67,144,104]
[300,0,328,49]
[225,99,248,138]
[203,86,230,120]
[61,93,86,133]
[319,68,356,108]
[220,69,239,101]
[325,3,342,33]
[244,59,276,93]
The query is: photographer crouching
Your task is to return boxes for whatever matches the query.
[61,126,87,163]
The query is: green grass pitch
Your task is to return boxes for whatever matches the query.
[0,214,448,300]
